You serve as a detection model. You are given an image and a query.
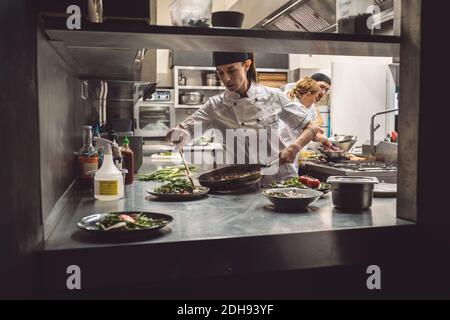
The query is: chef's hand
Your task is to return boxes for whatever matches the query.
[279,143,301,165]
[321,139,333,149]
[166,126,191,152]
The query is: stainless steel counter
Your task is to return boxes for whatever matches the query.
[39,158,414,293]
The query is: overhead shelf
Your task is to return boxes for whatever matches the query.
[43,18,400,57]
[176,105,202,109]
[178,86,226,90]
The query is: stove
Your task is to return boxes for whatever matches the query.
[323,160,397,172]
[300,160,397,183]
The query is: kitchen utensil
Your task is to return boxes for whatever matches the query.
[260,158,279,168]
[179,150,195,188]
[206,73,219,86]
[147,186,210,201]
[262,188,322,212]
[330,135,357,152]
[143,82,157,101]
[327,176,379,210]
[169,0,212,27]
[180,92,203,105]
[178,73,187,86]
[318,147,347,162]
[77,211,173,238]
[198,164,262,191]
[212,11,245,28]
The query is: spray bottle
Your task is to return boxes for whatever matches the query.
[93,137,124,201]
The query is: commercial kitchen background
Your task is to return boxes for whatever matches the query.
[2,0,449,299]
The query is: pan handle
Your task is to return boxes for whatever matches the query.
[260,158,279,168]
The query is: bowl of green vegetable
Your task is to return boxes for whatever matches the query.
[262,188,322,212]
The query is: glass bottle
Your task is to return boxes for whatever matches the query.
[78,125,98,189]
[93,125,104,167]
[120,136,134,185]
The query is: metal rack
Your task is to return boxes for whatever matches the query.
[174,66,290,109]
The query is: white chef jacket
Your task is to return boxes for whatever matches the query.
[180,82,311,184]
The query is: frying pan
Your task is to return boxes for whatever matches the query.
[318,148,348,162]
[198,164,263,191]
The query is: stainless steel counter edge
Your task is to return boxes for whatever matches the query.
[38,224,415,293]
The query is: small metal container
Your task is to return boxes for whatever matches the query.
[205,73,219,86]
[180,92,203,105]
[327,176,379,211]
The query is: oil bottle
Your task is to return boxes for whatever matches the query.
[78,125,98,189]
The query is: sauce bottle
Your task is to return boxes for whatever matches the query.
[120,136,134,185]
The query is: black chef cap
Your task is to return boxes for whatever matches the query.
[311,73,331,85]
[213,52,250,66]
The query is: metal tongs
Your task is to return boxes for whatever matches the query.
[178,150,196,188]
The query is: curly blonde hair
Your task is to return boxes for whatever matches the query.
[287,77,320,101]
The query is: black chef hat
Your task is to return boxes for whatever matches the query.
[213,52,250,66]
[311,73,331,85]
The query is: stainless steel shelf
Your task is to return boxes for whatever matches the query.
[43,18,400,57]
[176,105,202,109]
[178,86,226,90]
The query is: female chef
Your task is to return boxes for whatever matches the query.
[167,52,331,183]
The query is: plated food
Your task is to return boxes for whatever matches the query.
[262,188,323,211]
[270,176,331,193]
[264,190,308,198]
[77,211,173,236]
[147,178,209,201]
[319,144,347,161]
[154,178,201,194]
[96,212,169,231]
[136,165,197,182]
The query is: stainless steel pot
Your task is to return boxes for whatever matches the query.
[180,92,203,105]
[327,176,379,211]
